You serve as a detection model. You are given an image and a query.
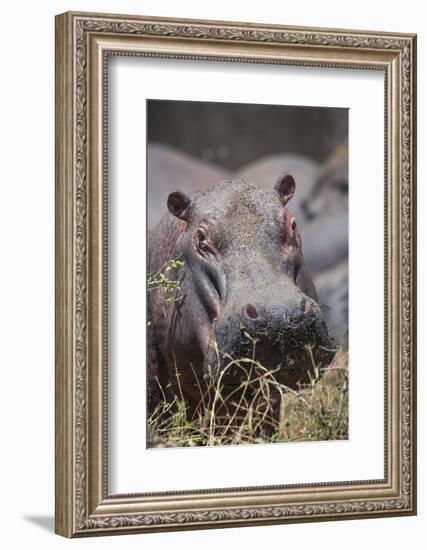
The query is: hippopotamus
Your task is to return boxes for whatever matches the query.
[298,140,349,343]
[302,140,348,221]
[313,259,348,347]
[298,211,348,274]
[147,174,333,413]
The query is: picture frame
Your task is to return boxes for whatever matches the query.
[55,11,417,537]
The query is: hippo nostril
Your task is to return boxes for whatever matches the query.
[244,304,259,320]
[289,299,314,324]
[301,298,310,313]
[300,298,318,319]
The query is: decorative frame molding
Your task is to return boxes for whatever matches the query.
[55,11,416,537]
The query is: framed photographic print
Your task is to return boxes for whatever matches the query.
[55,11,417,537]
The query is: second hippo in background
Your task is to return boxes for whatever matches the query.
[298,140,348,273]
[297,140,349,347]
[313,259,348,347]
[302,140,348,221]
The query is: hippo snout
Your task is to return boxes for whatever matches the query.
[210,295,333,388]
[242,298,317,327]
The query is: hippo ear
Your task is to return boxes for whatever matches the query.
[275,173,296,205]
[167,191,192,221]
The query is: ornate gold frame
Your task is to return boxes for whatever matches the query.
[55,11,417,537]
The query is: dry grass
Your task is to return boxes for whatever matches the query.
[147,340,348,448]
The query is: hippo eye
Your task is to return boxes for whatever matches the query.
[291,218,297,232]
[196,228,210,253]
[285,216,300,251]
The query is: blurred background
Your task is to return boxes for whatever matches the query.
[147,99,348,346]
[148,100,347,170]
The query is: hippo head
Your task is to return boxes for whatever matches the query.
[166,175,333,392]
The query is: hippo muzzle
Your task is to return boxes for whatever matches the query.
[207,283,333,388]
